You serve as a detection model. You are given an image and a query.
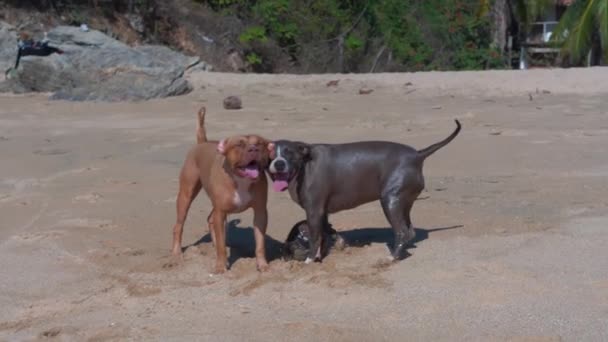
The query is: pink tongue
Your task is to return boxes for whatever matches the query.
[244,168,259,178]
[272,180,289,192]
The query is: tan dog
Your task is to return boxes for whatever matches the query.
[172,107,274,274]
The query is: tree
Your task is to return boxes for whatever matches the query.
[510,0,553,30]
[552,0,607,64]
[512,0,607,65]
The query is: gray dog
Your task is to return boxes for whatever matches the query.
[269,120,461,263]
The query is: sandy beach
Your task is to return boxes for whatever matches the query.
[1,68,607,341]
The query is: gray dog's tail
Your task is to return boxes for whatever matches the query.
[416,120,461,161]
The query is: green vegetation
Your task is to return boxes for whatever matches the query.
[203,0,507,72]
[557,0,607,63]
[513,0,607,65]
[12,0,606,71]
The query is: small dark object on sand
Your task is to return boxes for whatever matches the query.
[223,96,242,110]
[326,80,340,87]
[283,220,343,261]
[283,220,311,261]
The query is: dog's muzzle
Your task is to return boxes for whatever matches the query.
[269,146,291,192]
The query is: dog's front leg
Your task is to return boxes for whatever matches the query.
[305,210,325,263]
[252,201,269,272]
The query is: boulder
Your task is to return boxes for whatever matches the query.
[0,25,208,102]
[0,21,18,79]
[223,95,242,110]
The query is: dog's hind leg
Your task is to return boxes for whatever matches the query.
[207,209,216,248]
[171,171,202,257]
[305,210,327,263]
[380,193,417,261]
[322,221,346,252]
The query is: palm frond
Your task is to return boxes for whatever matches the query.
[597,0,608,59]
[552,0,587,43]
[512,0,554,31]
[563,0,598,63]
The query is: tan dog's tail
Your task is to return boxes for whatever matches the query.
[196,107,207,144]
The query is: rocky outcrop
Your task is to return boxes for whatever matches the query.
[0,23,210,102]
[0,21,17,77]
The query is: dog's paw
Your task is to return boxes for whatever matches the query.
[163,252,184,269]
[212,262,228,275]
[256,260,270,272]
[374,257,395,269]
[211,268,227,275]
[162,260,181,270]
[333,235,347,251]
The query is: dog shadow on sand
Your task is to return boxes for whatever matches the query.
[189,219,462,267]
[190,219,285,268]
[336,225,464,253]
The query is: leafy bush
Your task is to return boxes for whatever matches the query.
[345,35,364,52]
[239,26,268,43]
[199,0,507,72]
[245,52,263,65]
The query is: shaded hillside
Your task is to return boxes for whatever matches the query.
[1,0,508,73]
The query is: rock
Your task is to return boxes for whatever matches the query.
[326,79,340,87]
[0,21,18,79]
[186,60,212,73]
[47,25,126,49]
[126,14,145,34]
[134,45,200,69]
[10,57,81,93]
[358,87,374,95]
[226,49,246,73]
[0,25,206,102]
[223,96,242,110]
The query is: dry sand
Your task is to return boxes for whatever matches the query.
[1,68,608,341]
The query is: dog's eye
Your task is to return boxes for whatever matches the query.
[238,141,246,148]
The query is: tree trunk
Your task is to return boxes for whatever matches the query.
[337,36,344,73]
[490,0,510,52]
[370,45,387,73]
[591,31,603,66]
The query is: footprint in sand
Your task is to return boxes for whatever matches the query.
[496,129,529,137]
[32,148,70,156]
[55,218,118,229]
[147,142,181,151]
[164,196,177,203]
[73,192,104,204]
[126,283,162,297]
[12,230,66,242]
[39,327,63,338]
[104,179,138,186]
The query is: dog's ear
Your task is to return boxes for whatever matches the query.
[268,142,276,159]
[217,139,227,154]
[297,143,311,158]
[218,137,248,155]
